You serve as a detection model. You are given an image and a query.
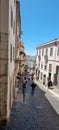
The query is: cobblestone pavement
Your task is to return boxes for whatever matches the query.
[0,80,59,130]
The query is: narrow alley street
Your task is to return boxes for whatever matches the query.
[1,79,59,130]
[1,0,59,130]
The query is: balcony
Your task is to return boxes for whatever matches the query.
[20,51,25,56]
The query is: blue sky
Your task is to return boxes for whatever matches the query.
[20,0,59,56]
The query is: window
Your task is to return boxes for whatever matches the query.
[44,65,47,70]
[50,48,53,56]
[39,63,40,68]
[39,50,40,54]
[42,49,44,56]
[41,72,42,79]
[13,47,15,60]
[10,44,12,62]
[46,49,48,56]
[13,20,15,34]
[49,64,52,72]
[11,8,13,28]
[41,64,43,69]
[56,66,59,74]
[57,47,59,56]
[38,55,41,61]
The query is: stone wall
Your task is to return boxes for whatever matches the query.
[0,0,8,121]
[0,32,8,121]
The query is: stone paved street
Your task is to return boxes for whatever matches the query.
[0,80,59,130]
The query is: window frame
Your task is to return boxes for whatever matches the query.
[57,46,59,56]
[50,48,53,56]
[10,44,12,63]
[49,64,52,72]
[42,49,44,56]
[11,8,13,28]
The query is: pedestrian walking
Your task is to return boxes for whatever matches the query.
[47,77,53,88]
[31,79,36,96]
[22,76,27,102]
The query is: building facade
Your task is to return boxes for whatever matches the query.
[26,56,36,68]
[36,39,59,86]
[14,1,21,93]
[0,0,21,122]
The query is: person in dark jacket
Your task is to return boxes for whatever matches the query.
[48,78,52,88]
[31,79,36,95]
[22,77,27,101]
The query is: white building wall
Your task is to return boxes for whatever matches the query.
[55,40,59,61]
[0,0,16,121]
[0,0,9,121]
[9,0,16,75]
[7,0,16,119]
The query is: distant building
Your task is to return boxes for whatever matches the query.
[36,39,59,86]
[14,0,21,88]
[25,55,36,72]
[25,55,31,68]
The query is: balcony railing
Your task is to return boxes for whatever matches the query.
[20,51,25,56]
